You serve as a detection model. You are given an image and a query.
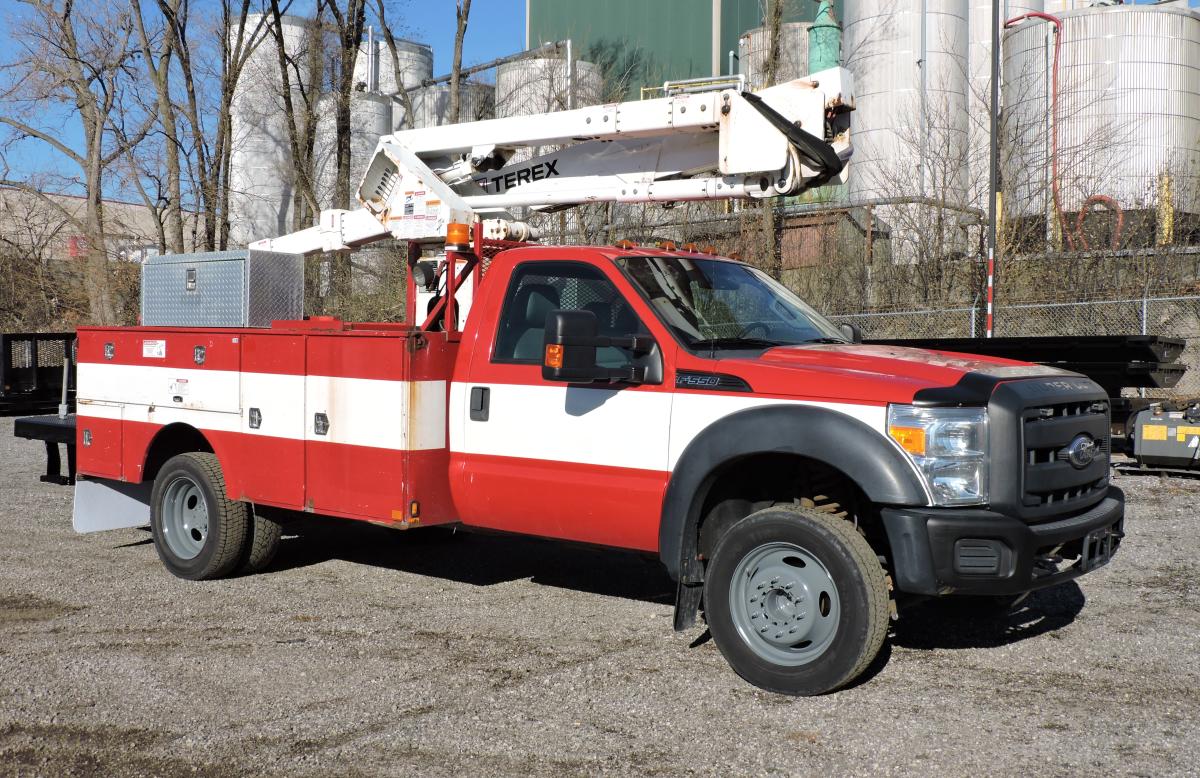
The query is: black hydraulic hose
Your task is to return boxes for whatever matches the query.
[738,91,844,182]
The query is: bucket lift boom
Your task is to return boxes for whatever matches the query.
[250,67,854,255]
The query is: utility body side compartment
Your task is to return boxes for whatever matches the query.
[73,323,457,529]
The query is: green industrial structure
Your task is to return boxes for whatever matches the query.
[525,0,843,97]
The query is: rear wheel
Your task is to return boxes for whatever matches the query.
[704,506,889,695]
[150,452,249,581]
[237,511,283,575]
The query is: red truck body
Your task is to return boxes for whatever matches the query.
[77,245,1022,548]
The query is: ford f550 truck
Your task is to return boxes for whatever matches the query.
[39,70,1123,695]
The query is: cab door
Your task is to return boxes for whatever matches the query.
[454,258,674,551]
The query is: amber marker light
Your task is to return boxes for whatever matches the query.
[544,344,564,369]
[888,425,927,457]
[446,222,471,247]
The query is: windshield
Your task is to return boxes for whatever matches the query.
[615,256,847,351]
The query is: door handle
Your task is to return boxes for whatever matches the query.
[469,386,490,421]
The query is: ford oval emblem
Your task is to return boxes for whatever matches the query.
[1066,434,1099,469]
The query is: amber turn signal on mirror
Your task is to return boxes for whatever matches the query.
[544,344,564,369]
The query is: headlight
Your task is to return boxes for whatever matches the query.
[888,405,988,506]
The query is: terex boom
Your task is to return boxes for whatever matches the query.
[38,69,1122,695]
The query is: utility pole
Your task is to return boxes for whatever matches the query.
[986,0,1000,338]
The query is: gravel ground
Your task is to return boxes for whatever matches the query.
[1,415,1197,777]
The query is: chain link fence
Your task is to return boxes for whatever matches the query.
[828,295,1200,399]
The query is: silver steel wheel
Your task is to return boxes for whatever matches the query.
[160,475,209,560]
[728,541,841,666]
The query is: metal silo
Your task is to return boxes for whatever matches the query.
[493,56,603,239]
[402,82,496,130]
[738,22,812,91]
[354,31,432,95]
[228,13,317,246]
[843,0,971,203]
[1002,5,1200,249]
[494,57,603,118]
[314,92,393,211]
[966,0,1042,209]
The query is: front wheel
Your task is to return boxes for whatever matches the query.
[150,452,249,581]
[704,506,889,695]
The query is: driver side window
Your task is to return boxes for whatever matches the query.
[493,261,647,367]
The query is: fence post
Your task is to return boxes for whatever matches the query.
[1141,294,1148,336]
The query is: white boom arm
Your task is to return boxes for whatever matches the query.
[252,66,853,255]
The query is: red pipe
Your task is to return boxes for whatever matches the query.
[1075,194,1124,251]
[1005,12,1072,250]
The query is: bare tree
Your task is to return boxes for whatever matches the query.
[0,0,153,324]
[320,0,368,309]
[447,0,471,124]
[129,0,187,253]
[754,0,785,279]
[372,0,416,129]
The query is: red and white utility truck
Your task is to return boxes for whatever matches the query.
[38,69,1123,695]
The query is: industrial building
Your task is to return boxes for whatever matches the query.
[527,0,1200,261]
[226,14,611,252]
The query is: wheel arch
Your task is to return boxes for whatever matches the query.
[139,422,216,484]
[659,403,928,584]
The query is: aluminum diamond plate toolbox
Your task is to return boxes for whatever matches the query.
[141,249,304,327]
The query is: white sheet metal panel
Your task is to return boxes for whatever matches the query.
[1002,5,1200,221]
[844,0,970,203]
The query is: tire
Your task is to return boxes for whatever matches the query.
[150,452,249,581]
[704,506,889,696]
[237,511,283,575]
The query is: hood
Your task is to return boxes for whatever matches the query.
[717,343,1035,404]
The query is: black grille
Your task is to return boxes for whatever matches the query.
[1020,399,1110,518]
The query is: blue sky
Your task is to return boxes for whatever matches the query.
[0,0,525,190]
[2,0,1196,192]
[414,0,525,73]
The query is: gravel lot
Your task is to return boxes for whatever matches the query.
[1,415,1197,776]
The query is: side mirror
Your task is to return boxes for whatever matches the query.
[542,309,656,384]
[839,323,863,344]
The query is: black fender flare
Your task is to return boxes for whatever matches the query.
[658,403,928,583]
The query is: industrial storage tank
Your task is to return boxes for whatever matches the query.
[354,32,432,95]
[1001,5,1200,249]
[396,82,496,130]
[313,92,393,211]
[738,22,811,91]
[966,0,1043,209]
[843,0,971,204]
[494,57,604,118]
[494,56,604,240]
[228,13,318,246]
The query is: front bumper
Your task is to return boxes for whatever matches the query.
[881,486,1125,596]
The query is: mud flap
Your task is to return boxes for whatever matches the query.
[72,477,152,534]
[673,580,704,632]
